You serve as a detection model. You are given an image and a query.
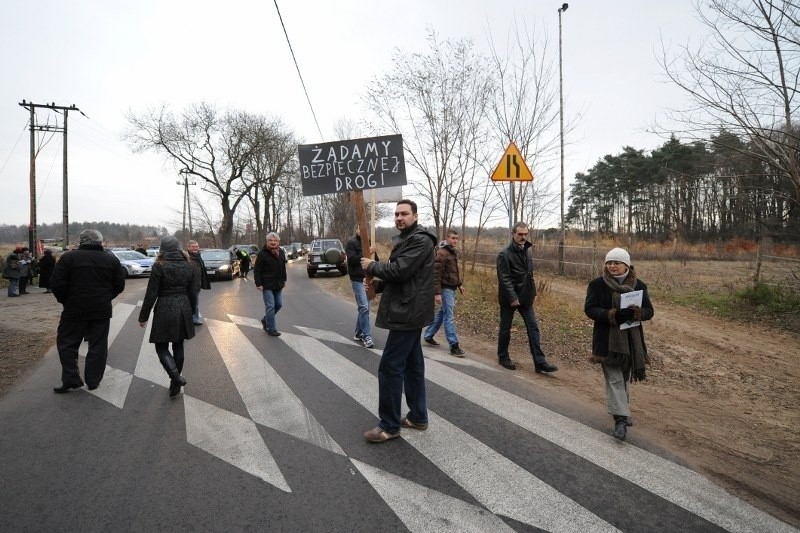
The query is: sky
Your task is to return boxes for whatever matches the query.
[0,0,705,232]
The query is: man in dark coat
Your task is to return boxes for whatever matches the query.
[37,249,56,293]
[253,232,287,336]
[360,199,437,443]
[187,240,211,325]
[496,221,558,373]
[49,229,126,392]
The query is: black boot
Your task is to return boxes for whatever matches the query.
[613,416,627,440]
[157,351,187,396]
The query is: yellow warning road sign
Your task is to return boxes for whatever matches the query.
[490,142,533,182]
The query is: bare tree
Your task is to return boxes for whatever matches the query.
[659,0,800,206]
[125,103,263,247]
[364,30,494,238]
[487,20,566,227]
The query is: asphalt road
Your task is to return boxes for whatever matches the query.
[0,259,795,532]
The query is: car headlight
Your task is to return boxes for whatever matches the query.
[219,264,229,271]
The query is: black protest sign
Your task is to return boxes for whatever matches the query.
[298,134,406,196]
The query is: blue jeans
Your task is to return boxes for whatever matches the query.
[7,278,19,296]
[497,304,547,366]
[192,290,201,322]
[261,289,283,331]
[351,280,371,338]
[378,329,428,433]
[424,288,458,346]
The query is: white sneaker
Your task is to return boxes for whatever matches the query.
[362,335,374,348]
[353,333,364,342]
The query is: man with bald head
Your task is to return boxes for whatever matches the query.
[50,229,126,393]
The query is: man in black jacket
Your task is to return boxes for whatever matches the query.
[360,200,437,443]
[50,229,126,392]
[496,222,558,373]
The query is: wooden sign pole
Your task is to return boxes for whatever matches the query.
[352,190,376,300]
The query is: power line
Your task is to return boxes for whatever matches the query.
[273,0,325,141]
[0,123,27,177]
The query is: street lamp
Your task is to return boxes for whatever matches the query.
[558,2,568,275]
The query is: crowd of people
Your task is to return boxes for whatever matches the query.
[6,200,653,442]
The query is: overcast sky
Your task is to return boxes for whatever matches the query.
[0,0,704,232]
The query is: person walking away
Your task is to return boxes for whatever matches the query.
[236,247,251,280]
[423,228,465,356]
[254,232,287,336]
[496,222,558,373]
[584,247,654,440]
[187,240,211,325]
[360,199,437,443]
[2,251,21,297]
[38,249,56,293]
[346,224,377,349]
[49,229,126,392]
[138,236,197,398]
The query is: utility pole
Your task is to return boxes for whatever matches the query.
[18,100,81,254]
[557,3,569,275]
[177,169,196,248]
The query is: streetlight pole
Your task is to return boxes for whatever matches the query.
[558,3,568,275]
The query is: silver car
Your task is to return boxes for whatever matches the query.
[109,250,154,278]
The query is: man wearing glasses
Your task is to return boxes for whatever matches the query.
[496,222,558,373]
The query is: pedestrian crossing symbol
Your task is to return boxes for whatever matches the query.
[490,142,533,182]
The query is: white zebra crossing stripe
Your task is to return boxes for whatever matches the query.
[420,357,793,533]
[184,395,291,492]
[206,318,344,455]
[351,458,515,533]
[279,332,617,531]
[134,319,167,385]
[87,366,133,408]
[295,325,353,344]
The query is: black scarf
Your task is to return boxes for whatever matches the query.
[602,266,648,382]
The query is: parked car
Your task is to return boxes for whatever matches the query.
[145,247,159,257]
[200,248,239,281]
[279,246,291,262]
[229,244,260,256]
[306,238,347,277]
[109,249,154,278]
[302,243,312,255]
[290,242,305,256]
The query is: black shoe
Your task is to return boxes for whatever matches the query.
[613,417,627,440]
[53,382,84,393]
[535,362,558,373]
[193,321,204,326]
[169,377,186,397]
[625,416,633,427]
[260,317,268,332]
[87,384,99,391]
[449,344,465,357]
[267,330,281,337]
[424,337,440,346]
[498,358,516,370]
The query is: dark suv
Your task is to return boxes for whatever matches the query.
[306,238,347,277]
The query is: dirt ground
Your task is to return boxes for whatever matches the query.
[1,273,798,528]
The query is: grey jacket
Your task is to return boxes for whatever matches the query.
[368,223,437,331]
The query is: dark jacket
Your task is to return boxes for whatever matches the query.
[37,252,56,288]
[2,253,20,280]
[236,249,251,273]
[253,246,287,291]
[138,251,197,343]
[346,235,367,281]
[188,252,211,290]
[584,275,654,357]
[50,244,126,320]
[496,240,536,306]
[367,223,437,331]
[433,241,461,294]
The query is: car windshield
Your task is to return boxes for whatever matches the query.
[115,251,147,261]
[313,240,342,251]
[201,250,229,260]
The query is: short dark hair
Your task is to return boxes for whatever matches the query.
[446,228,458,236]
[397,199,417,214]
[512,221,528,233]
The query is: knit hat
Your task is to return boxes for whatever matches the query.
[79,229,103,246]
[604,247,631,266]
[160,235,180,253]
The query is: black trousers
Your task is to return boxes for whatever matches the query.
[56,319,111,387]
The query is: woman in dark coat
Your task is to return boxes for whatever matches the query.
[584,247,654,441]
[37,249,56,292]
[138,236,197,397]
